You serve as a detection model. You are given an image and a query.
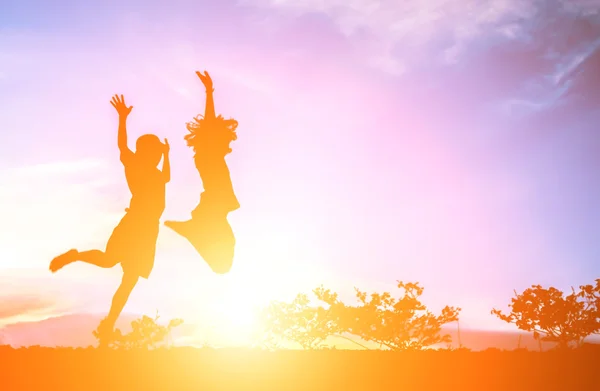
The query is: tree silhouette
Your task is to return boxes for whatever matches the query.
[93,312,183,350]
[492,280,600,349]
[261,293,337,350]
[261,281,460,350]
[316,281,460,350]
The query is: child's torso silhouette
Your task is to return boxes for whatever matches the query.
[124,157,166,220]
[195,154,239,213]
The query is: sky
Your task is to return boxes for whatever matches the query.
[0,0,599,346]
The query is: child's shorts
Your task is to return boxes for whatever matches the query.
[105,211,160,279]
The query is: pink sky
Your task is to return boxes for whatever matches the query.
[1,0,600,346]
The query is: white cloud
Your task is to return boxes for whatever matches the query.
[498,35,600,116]
[243,0,540,73]
[552,37,600,86]
[243,0,597,114]
[243,0,595,74]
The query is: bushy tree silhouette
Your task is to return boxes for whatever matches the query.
[261,293,337,350]
[316,281,460,350]
[492,280,600,349]
[261,281,460,350]
[93,313,183,349]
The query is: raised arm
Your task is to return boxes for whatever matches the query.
[196,71,215,121]
[110,94,134,163]
[162,139,171,183]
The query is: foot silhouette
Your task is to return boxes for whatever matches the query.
[164,220,194,238]
[94,318,115,348]
[49,249,78,273]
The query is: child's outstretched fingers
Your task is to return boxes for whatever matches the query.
[110,94,133,117]
[196,70,213,90]
[164,138,170,153]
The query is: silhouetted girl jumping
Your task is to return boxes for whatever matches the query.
[49,95,170,343]
[165,70,239,274]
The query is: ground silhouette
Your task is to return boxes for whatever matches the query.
[2,346,599,390]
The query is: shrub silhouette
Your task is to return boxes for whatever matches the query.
[316,281,460,350]
[492,280,600,349]
[261,293,337,350]
[261,281,460,350]
[93,313,183,349]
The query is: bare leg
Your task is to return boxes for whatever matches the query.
[77,250,119,268]
[105,273,139,330]
[165,212,234,274]
[50,249,118,273]
[96,273,139,345]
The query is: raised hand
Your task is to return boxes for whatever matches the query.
[196,70,213,91]
[110,94,133,118]
[163,138,170,154]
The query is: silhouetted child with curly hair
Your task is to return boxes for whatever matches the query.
[165,70,239,274]
[49,94,170,344]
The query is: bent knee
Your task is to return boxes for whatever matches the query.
[102,249,121,268]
